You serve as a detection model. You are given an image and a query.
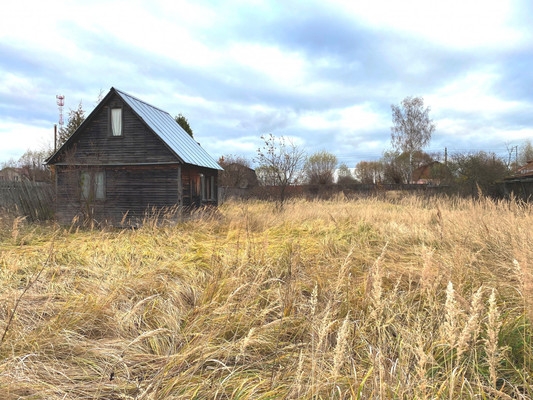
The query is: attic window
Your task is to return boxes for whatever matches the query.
[111,108,122,136]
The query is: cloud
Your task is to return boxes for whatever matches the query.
[0,0,532,169]
[0,120,53,161]
[331,0,523,50]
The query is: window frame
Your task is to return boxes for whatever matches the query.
[109,107,123,137]
[200,174,206,201]
[200,174,215,201]
[210,176,215,201]
[80,170,106,201]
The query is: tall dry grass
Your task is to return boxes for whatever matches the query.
[0,195,532,399]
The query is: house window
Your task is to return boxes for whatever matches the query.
[200,174,215,201]
[81,171,105,200]
[111,108,122,136]
[200,174,206,200]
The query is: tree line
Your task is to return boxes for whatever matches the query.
[219,96,533,206]
[3,95,532,203]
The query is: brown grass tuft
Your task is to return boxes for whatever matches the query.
[0,195,532,398]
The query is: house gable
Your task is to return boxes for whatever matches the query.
[48,91,178,166]
[47,87,222,170]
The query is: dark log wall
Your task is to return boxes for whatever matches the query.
[61,93,177,165]
[55,164,218,225]
[106,165,179,221]
[55,165,179,225]
[55,167,86,224]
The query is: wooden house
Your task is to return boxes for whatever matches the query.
[510,160,533,178]
[501,160,533,199]
[0,167,25,182]
[46,87,222,225]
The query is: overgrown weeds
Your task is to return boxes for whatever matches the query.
[0,195,531,399]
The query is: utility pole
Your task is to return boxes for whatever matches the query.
[54,124,57,152]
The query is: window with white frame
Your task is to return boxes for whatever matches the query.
[81,171,105,200]
[111,108,122,136]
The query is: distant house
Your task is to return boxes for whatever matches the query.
[219,162,258,189]
[510,160,533,179]
[46,87,222,225]
[500,160,533,200]
[0,167,25,182]
[411,161,449,185]
[217,160,259,201]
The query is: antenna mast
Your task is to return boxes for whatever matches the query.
[56,94,65,127]
[56,95,65,150]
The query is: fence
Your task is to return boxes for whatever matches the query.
[219,183,454,203]
[0,181,54,221]
[221,182,533,203]
[494,179,533,201]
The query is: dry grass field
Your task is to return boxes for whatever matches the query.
[0,195,532,399]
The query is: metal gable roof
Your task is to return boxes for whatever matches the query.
[115,88,222,170]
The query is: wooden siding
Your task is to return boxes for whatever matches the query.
[56,93,177,166]
[54,164,218,225]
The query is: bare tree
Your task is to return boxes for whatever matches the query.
[519,139,533,166]
[381,150,434,184]
[256,134,306,208]
[381,151,407,184]
[303,151,337,184]
[255,165,279,186]
[17,148,52,182]
[337,163,357,185]
[355,160,384,184]
[449,151,508,196]
[391,96,435,182]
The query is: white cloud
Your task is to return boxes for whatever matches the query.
[227,43,307,86]
[0,72,39,98]
[331,0,522,49]
[0,121,53,162]
[206,136,260,156]
[428,70,525,116]
[0,0,531,166]
[299,104,384,132]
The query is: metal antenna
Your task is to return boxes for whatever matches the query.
[56,94,65,129]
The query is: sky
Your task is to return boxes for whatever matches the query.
[1,0,532,168]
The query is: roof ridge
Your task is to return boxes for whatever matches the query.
[113,87,170,115]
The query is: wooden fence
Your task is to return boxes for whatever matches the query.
[0,181,54,221]
[494,179,533,201]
